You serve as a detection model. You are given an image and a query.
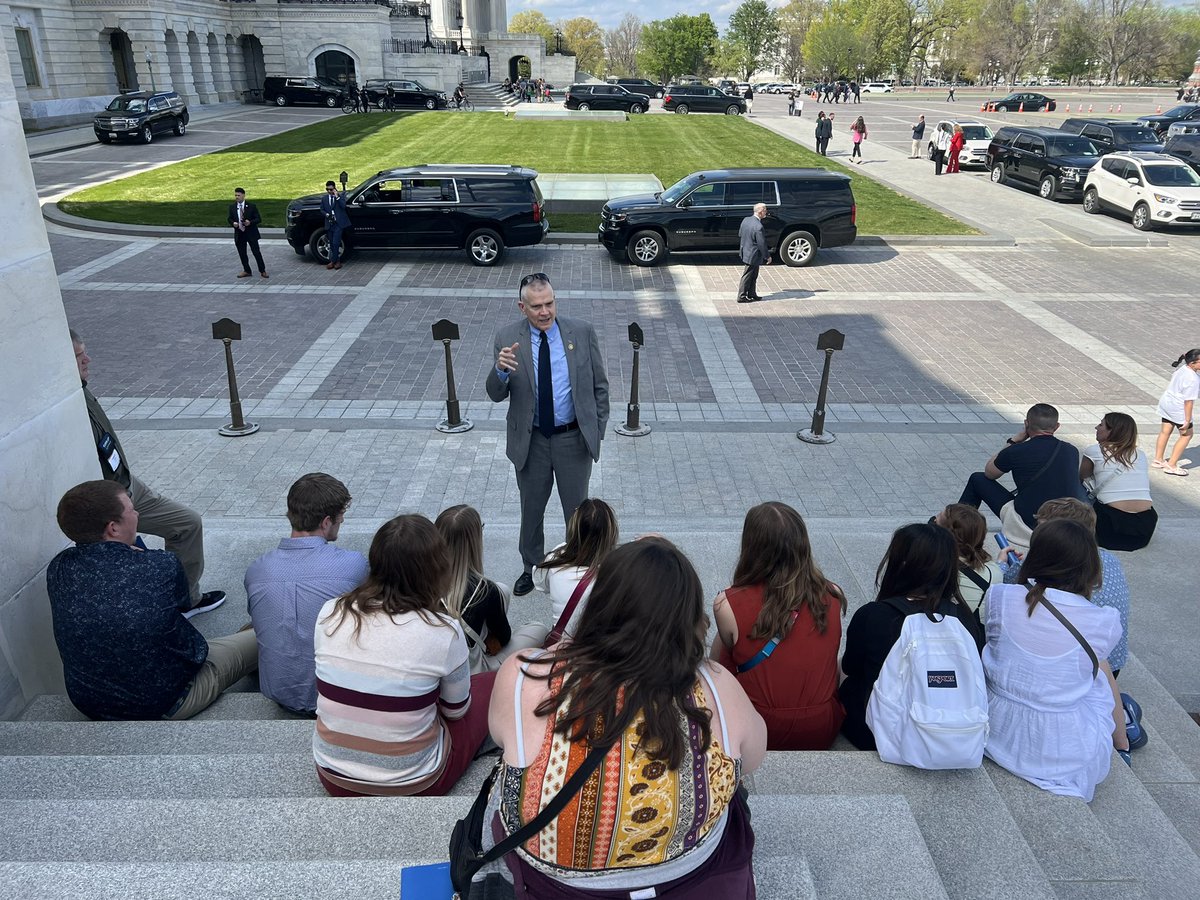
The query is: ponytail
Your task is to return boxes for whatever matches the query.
[1173,349,1200,368]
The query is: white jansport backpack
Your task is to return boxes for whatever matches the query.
[865,598,988,769]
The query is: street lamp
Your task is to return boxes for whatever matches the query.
[418,1,433,49]
[555,29,563,55]
[145,50,156,92]
[856,63,864,83]
[454,2,464,53]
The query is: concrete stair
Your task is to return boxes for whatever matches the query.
[463,83,517,112]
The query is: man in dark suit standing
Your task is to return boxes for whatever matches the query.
[737,202,770,303]
[229,188,268,279]
[319,180,351,270]
[486,273,610,595]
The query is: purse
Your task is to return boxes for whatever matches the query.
[449,739,612,899]
[1029,585,1099,680]
[542,570,594,648]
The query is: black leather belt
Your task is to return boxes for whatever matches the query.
[552,420,578,434]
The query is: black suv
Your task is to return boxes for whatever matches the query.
[986,126,1101,201]
[598,168,856,267]
[1136,103,1200,137]
[93,91,188,144]
[662,85,746,115]
[990,91,1056,112]
[611,78,665,99]
[361,79,447,110]
[285,164,548,266]
[1059,118,1162,154]
[564,84,651,113]
[1164,134,1200,174]
[264,76,343,108]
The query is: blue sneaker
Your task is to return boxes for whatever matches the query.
[1121,693,1148,751]
[1118,748,1132,767]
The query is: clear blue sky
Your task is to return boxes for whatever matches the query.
[509,0,752,33]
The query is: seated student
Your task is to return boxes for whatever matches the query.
[313,514,494,797]
[998,498,1131,676]
[532,498,618,641]
[935,503,1003,622]
[839,523,985,750]
[487,538,766,897]
[983,519,1129,801]
[1081,412,1157,551]
[712,501,846,749]
[434,504,547,672]
[245,473,368,715]
[47,480,258,721]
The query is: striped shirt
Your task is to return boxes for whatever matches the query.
[312,601,472,794]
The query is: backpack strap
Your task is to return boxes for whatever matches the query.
[543,570,594,648]
[1029,584,1100,680]
[735,609,800,674]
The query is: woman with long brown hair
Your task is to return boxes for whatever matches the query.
[533,498,618,640]
[712,502,846,749]
[936,503,1002,620]
[1081,412,1156,551]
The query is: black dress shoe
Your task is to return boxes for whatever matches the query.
[737,295,754,304]
[513,572,535,596]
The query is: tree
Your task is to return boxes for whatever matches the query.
[726,0,781,80]
[1049,4,1097,83]
[509,10,556,49]
[1091,0,1156,83]
[1159,7,1200,81]
[802,17,869,77]
[561,17,606,76]
[605,13,643,77]
[638,14,720,84]
[777,0,824,82]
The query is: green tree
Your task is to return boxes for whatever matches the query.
[509,10,556,49]
[638,14,720,84]
[1049,4,1097,83]
[802,17,869,77]
[605,13,643,77]
[777,0,824,82]
[726,0,782,80]
[561,17,606,75]
[1091,0,1157,83]
[1160,7,1200,81]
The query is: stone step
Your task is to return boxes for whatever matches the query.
[0,719,313,756]
[18,692,306,722]
[1118,655,1200,781]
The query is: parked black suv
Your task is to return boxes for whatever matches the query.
[285,165,548,266]
[264,76,343,108]
[1164,134,1200,174]
[598,168,856,267]
[610,77,665,99]
[662,85,746,115]
[93,91,188,144]
[361,79,446,110]
[1058,118,1162,154]
[1136,103,1200,137]
[986,126,1101,201]
[564,84,651,113]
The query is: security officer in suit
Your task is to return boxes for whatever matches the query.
[737,202,770,303]
[319,180,352,269]
[486,273,609,595]
[228,187,267,279]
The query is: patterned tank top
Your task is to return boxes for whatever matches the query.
[498,665,739,872]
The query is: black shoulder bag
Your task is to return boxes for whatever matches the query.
[449,740,612,899]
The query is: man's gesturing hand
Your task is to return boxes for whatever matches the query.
[497,342,520,373]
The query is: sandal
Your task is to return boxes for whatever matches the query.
[1164,466,1189,476]
[1150,459,1167,469]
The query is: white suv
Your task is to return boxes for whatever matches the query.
[1082,152,1200,230]
[861,82,893,93]
[928,120,995,168]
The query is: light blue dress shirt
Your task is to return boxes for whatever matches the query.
[495,321,575,428]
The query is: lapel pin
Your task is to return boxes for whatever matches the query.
[567,343,574,351]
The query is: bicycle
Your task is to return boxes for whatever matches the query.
[452,96,474,111]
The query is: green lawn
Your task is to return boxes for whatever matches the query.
[61,112,975,236]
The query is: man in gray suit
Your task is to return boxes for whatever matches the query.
[737,202,770,303]
[486,273,610,595]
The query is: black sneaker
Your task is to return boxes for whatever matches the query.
[184,590,227,619]
[513,572,535,596]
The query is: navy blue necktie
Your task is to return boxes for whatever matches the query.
[537,333,554,438]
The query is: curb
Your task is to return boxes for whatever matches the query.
[1037,217,1169,248]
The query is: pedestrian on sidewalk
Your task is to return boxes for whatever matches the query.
[814,111,832,155]
[910,115,926,158]
[947,85,956,102]
[228,187,267,279]
[1153,348,1200,476]
[933,126,950,175]
[320,180,350,269]
[849,116,867,164]
[851,81,861,103]
[947,125,965,173]
[744,84,754,116]
[737,203,770,303]
[787,91,796,116]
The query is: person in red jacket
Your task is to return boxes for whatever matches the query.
[947,124,966,173]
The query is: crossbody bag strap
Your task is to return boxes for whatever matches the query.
[1012,440,1062,497]
[1031,585,1099,680]
[958,565,993,613]
[544,570,594,648]
[736,609,801,674]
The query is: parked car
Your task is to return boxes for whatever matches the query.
[717,79,738,93]
[986,125,1101,200]
[564,83,651,113]
[361,79,447,110]
[611,77,665,99]
[1137,104,1200,137]
[770,82,797,94]
[861,82,893,93]
[597,167,857,267]
[284,164,547,267]
[1163,134,1200,174]
[92,90,189,144]
[928,120,994,167]
[1167,120,1200,137]
[990,91,1056,112]
[1082,152,1200,230]
[662,84,747,115]
[1058,119,1162,154]
[263,75,343,108]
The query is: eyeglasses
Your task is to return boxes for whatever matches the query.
[520,272,550,287]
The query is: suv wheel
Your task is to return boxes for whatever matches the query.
[309,228,348,265]
[274,95,288,107]
[630,103,644,114]
[927,142,935,159]
[140,125,153,144]
[996,104,1009,112]
[1038,175,1057,201]
[466,228,504,266]
[324,95,338,108]
[1132,202,1153,231]
[780,230,817,267]
[990,163,1006,184]
[655,90,664,99]
[577,102,591,111]
[96,132,110,144]
[675,104,689,115]
[173,118,186,137]
[628,230,666,266]
[725,104,741,116]
[425,98,436,110]
[1083,188,1101,214]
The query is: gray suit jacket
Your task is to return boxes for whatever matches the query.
[739,215,768,265]
[485,316,609,469]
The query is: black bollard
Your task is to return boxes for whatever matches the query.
[212,318,260,437]
[615,322,651,437]
[432,319,473,433]
[797,328,844,445]
[339,170,349,192]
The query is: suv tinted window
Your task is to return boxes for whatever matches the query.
[458,179,533,202]
[405,178,456,202]
[685,183,726,206]
[993,128,1018,146]
[1048,136,1098,157]
[1081,124,1109,140]
[1014,134,1036,152]
[725,181,775,205]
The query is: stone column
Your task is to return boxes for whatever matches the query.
[0,35,101,719]
[167,30,197,104]
[130,33,166,94]
[208,32,236,101]
[188,31,218,104]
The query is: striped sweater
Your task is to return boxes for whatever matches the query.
[312,600,471,794]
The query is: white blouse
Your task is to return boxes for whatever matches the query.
[1082,445,1152,503]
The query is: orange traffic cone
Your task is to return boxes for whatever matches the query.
[980,100,986,112]
[1117,103,1122,113]
[1064,104,1071,113]
[1019,101,1024,112]
[1157,104,1163,113]
[1108,104,1113,113]
[1088,104,1093,113]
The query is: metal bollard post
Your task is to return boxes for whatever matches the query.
[339,169,349,192]
[432,319,473,433]
[797,328,844,445]
[615,322,651,437]
[212,317,260,437]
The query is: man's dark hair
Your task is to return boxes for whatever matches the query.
[1026,403,1059,432]
[326,180,336,189]
[57,480,127,544]
[234,187,245,195]
[287,473,351,532]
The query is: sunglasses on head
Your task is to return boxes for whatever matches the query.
[520,272,550,287]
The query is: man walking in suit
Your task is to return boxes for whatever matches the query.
[319,180,351,270]
[486,273,610,596]
[229,188,268,279]
[737,203,770,303]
